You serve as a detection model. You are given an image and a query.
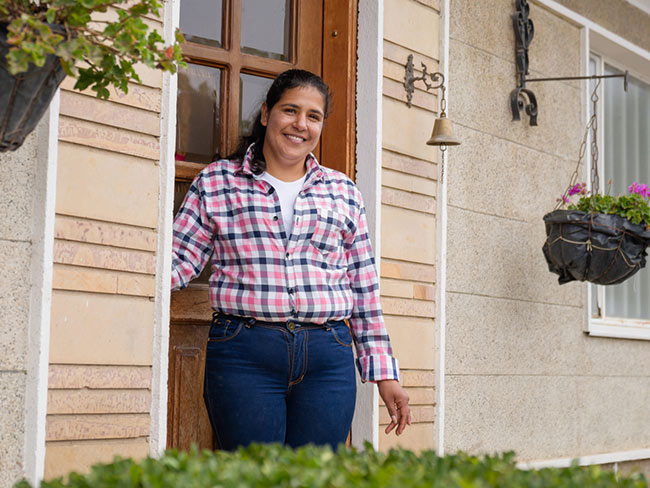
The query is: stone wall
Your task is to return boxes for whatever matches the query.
[379,0,440,451]
[43,23,163,479]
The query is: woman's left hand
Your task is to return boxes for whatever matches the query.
[377,379,411,435]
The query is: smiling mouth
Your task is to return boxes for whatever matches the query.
[284,134,306,143]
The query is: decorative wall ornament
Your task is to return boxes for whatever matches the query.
[510,0,538,125]
[509,0,628,126]
[403,54,460,182]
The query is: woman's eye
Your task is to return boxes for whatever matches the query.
[309,114,322,122]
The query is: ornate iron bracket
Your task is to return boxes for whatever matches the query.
[403,54,444,108]
[510,0,627,126]
[510,0,537,125]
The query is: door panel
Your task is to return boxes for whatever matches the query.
[168,0,357,450]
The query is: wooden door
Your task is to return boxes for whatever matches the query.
[168,0,358,450]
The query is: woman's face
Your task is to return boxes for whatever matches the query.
[260,85,325,178]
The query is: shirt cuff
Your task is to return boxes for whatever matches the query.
[171,268,183,291]
[356,354,400,383]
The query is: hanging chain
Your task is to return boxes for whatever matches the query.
[589,82,600,197]
[554,79,601,210]
[440,86,447,117]
[440,145,446,184]
[438,85,448,183]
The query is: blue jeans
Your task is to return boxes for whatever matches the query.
[203,314,357,450]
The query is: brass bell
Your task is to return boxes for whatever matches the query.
[426,114,461,146]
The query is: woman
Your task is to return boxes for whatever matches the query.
[172,69,410,450]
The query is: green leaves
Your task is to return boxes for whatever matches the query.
[2,0,185,99]
[13,443,648,488]
[568,193,650,227]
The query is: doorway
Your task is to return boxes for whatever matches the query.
[167,0,357,449]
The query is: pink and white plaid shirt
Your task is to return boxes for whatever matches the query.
[171,146,399,382]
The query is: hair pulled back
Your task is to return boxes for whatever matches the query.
[228,69,331,174]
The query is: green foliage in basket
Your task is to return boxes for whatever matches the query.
[559,182,650,227]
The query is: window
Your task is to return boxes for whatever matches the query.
[588,51,650,340]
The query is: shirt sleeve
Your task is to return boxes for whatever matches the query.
[171,171,215,291]
[345,191,400,383]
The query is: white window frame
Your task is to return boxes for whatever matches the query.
[586,29,650,341]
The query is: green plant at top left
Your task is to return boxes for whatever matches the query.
[0,0,185,151]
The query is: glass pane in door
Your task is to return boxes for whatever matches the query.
[239,73,274,137]
[176,64,222,163]
[241,0,291,60]
[180,0,223,47]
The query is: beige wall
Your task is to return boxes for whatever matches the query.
[445,0,650,460]
[379,0,440,451]
[44,25,163,477]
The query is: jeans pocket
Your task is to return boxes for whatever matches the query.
[208,317,244,343]
[329,323,353,347]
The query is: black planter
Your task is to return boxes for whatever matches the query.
[0,22,67,152]
[543,210,650,285]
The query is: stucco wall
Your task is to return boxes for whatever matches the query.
[445,0,650,460]
[555,0,650,49]
[0,113,50,487]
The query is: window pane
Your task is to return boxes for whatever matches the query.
[603,65,650,320]
[241,0,291,60]
[176,64,222,164]
[239,74,273,138]
[180,0,223,48]
[590,284,600,318]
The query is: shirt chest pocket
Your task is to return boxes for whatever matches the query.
[310,208,347,256]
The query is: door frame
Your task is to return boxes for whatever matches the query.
[151,0,379,454]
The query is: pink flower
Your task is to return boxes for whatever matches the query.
[568,182,587,196]
[628,182,649,198]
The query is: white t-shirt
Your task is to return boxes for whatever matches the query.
[259,171,307,237]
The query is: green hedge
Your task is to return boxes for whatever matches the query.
[17,443,648,487]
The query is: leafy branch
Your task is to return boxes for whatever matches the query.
[1,0,186,99]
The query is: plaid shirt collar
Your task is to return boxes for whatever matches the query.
[235,143,326,188]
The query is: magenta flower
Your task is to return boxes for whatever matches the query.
[628,182,649,198]
[568,182,587,196]
[556,195,570,204]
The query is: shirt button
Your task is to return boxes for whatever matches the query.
[268,187,275,195]
[285,252,290,258]
[288,288,295,294]
[273,216,279,221]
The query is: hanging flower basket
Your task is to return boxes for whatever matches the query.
[543,79,650,286]
[543,209,650,285]
[0,22,66,152]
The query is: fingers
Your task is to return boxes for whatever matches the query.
[384,403,398,434]
[395,401,411,435]
[378,380,411,436]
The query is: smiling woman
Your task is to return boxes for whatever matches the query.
[170,69,411,451]
[260,86,326,181]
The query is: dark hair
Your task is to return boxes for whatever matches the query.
[227,69,331,174]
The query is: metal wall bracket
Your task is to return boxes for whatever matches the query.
[510,0,628,126]
[403,54,444,108]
